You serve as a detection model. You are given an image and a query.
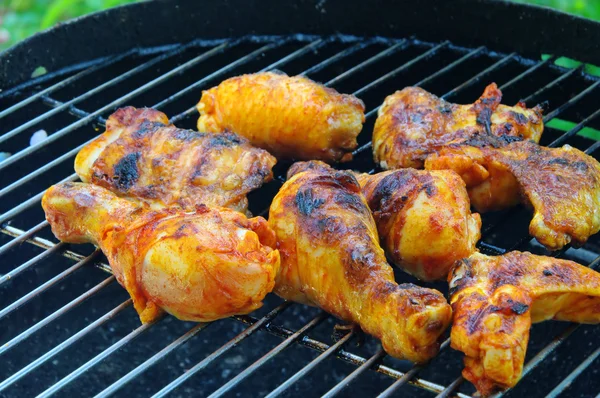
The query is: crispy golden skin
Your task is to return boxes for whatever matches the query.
[290,161,481,281]
[373,83,544,169]
[269,164,452,363]
[372,84,543,211]
[75,107,276,215]
[426,140,600,250]
[42,182,280,324]
[355,168,481,281]
[197,72,365,162]
[449,251,600,396]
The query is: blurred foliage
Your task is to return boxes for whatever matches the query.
[514,0,600,20]
[0,0,139,50]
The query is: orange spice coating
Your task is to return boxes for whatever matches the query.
[372,83,543,212]
[426,140,600,250]
[42,182,280,324]
[75,106,276,215]
[354,168,481,281]
[269,164,452,363]
[449,251,600,396]
[197,72,365,162]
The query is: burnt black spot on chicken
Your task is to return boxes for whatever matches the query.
[296,188,325,216]
[113,152,141,190]
[509,111,529,125]
[511,302,529,315]
[543,269,553,276]
[424,183,436,197]
[210,132,244,147]
[174,129,207,141]
[133,120,165,138]
[548,157,570,166]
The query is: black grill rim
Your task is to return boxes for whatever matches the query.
[2,0,600,89]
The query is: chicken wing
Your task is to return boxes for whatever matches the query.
[269,164,452,363]
[42,182,280,324]
[426,140,600,249]
[373,83,544,169]
[197,71,365,162]
[75,106,276,215]
[289,161,481,281]
[449,251,600,396]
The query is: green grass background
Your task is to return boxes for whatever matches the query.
[1,0,599,138]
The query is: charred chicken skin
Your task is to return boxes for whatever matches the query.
[269,163,452,363]
[426,140,600,250]
[197,71,365,162]
[291,161,481,282]
[42,182,280,324]
[75,107,276,215]
[372,84,544,212]
[449,251,600,396]
[373,83,544,170]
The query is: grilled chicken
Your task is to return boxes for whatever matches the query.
[42,182,280,324]
[269,163,452,363]
[197,71,365,162]
[372,84,544,212]
[373,83,544,169]
[291,161,481,281]
[426,140,600,250]
[449,251,600,396]
[75,107,276,215]
[355,168,481,281]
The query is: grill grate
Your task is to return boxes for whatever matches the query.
[1,34,600,397]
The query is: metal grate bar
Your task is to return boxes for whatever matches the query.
[376,339,451,398]
[0,241,65,287]
[234,314,468,397]
[150,302,291,398]
[0,250,99,321]
[521,65,584,104]
[0,172,78,225]
[40,94,105,123]
[0,220,48,258]
[322,348,386,398]
[325,40,408,86]
[36,315,164,398]
[0,42,194,146]
[353,41,449,97]
[262,39,326,71]
[415,46,486,88]
[208,312,328,398]
[0,276,115,358]
[543,79,600,123]
[499,55,557,91]
[94,323,210,398]
[300,41,371,76]
[0,42,231,172]
[264,329,356,398]
[151,39,293,112]
[546,346,600,398]
[585,139,600,155]
[435,376,464,398]
[549,106,600,148]
[0,299,132,392]
[442,52,517,99]
[0,51,133,120]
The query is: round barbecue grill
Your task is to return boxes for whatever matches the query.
[1,1,600,397]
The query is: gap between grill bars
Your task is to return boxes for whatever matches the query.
[1,34,600,398]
